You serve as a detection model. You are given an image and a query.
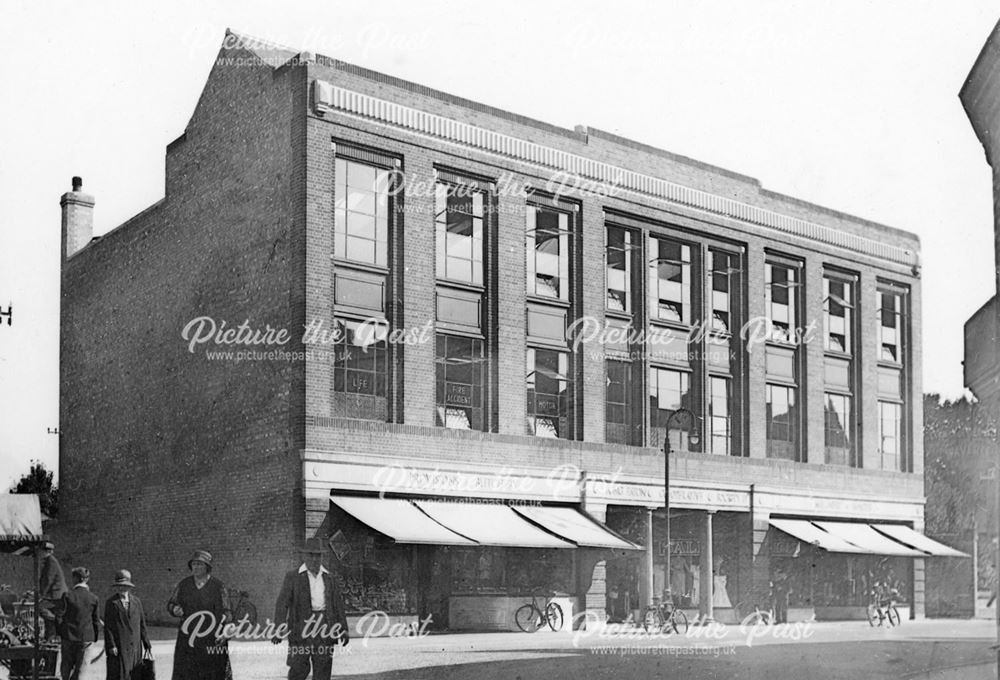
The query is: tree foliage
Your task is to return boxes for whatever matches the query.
[923,394,996,535]
[8,461,58,518]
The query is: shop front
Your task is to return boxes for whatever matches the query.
[324,494,639,632]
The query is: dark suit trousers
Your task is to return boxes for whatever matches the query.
[60,640,91,680]
[288,638,333,680]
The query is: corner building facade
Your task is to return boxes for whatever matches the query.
[59,32,930,629]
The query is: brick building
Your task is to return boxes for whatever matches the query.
[58,30,943,629]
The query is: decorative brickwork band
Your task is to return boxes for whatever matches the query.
[313,79,917,268]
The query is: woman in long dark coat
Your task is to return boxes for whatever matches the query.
[167,549,232,680]
[104,569,152,680]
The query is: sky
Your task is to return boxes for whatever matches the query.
[0,0,997,488]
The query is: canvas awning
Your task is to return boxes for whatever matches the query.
[512,505,641,550]
[412,500,575,548]
[813,521,926,557]
[330,495,475,545]
[873,524,968,557]
[0,494,46,554]
[769,518,868,553]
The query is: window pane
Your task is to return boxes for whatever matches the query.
[335,159,390,266]
[436,335,484,431]
[527,348,572,439]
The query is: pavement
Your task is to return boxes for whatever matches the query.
[3,618,998,679]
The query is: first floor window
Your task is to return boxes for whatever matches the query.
[333,318,389,420]
[879,401,902,472]
[527,348,572,438]
[436,335,485,430]
[824,393,853,466]
[649,367,691,450]
[606,359,635,445]
[766,384,798,461]
[709,376,731,455]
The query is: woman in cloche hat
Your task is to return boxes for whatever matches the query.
[103,569,152,680]
[167,549,233,680]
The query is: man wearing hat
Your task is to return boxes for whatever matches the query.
[59,567,101,680]
[273,538,349,680]
[103,569,151,680]
[37,540,67,640]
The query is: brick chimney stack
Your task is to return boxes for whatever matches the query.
[61,176,94,259]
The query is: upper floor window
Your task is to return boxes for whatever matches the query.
[765,262,799,343]
[527,205,570,300]
[332,318,389,420]
[649,366,691,450]
[824,277,853,354]
[436,182,484,285]
[527,348,572,438]
[709,376,731,455]
[334,158,390,267]
[649,237,692,324]
[709,250,736,333]
[606,227,632,313]
[766,383,798,461]
[879,401,902,472]
[436,335,485,430]
[878,291,903,362]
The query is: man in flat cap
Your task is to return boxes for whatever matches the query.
[59,566,100,680]
[37,540,67,640]
[273,538,349,680]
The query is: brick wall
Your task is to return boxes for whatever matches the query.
[58,46,305,622]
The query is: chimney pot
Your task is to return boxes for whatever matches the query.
[72,176,82,192]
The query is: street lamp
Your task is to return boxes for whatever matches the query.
[662,407,699,608]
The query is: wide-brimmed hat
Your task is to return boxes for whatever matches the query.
[187,549,214,570]
[113,570,135,588]
[299,537,327,554]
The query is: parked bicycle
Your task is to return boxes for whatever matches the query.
[866,586,900,628]
[735,599,773,626]
[643,591,688,635]
[515,590,564,632]
[227,588,258,626]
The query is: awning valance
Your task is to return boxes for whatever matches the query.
[872,524,968,557]
[330,495,475,545]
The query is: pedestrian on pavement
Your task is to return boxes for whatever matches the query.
[59,567,101,680]
[167,549,233,680]
[771,569,791,624]
[103,569,152,680]
[38,540,68,640]
[272,538,349,680]
[0,583,15,617]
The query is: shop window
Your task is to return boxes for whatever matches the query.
[527,348,572,438]
[436,335,485,430]
[334,158,390,267]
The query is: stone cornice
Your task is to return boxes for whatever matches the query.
[313,79,919,269]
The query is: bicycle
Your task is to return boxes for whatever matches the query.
[735,600,773,626]
[643,591,689,635]
[866,588,900,628]
[514,591,564,632]
[227,588,258,626]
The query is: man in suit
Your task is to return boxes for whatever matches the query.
[272,538,349,680]
[38,541,68,640]
[59,567,101,680]
[103,569,151,680]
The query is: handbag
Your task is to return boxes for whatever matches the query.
[134,650,156,680]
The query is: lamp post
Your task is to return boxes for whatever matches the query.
[662,407,699,607]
